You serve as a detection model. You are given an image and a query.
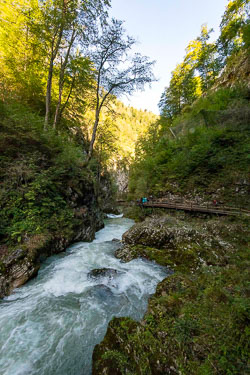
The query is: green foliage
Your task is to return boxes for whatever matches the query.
[159,1,249,123]
[219,0,249,58]
[0,100,91,245]
[129,87,250,205]
[159,24,219,120]
[0,0,156,178]
[0,0,110,127]
[82,98,158,176]
[122,206,155,222]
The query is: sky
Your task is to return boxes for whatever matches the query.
[109,0,229,114]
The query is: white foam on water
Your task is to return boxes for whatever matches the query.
[106,213,123,219]
[0,217,168,375]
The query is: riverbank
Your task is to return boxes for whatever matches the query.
[93,211,250,374]
[0,101,105,298]
[0,195,104,298]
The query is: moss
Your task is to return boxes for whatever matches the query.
[94,263,250,374]
[92,317,138,375]
[94,216,250,374]
[0,261,5,273]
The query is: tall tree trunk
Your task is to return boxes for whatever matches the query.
[53,73,63,129]
[44,56,54,130]
[53,29,76,129]
[44,27,63,130]
[98,142,102,185]
[86,109,100,163]
[57,74,76,123]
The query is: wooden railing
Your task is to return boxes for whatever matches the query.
[138,200,250,216]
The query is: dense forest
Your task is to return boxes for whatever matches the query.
[129,0,250,207]
[0,0,249,374]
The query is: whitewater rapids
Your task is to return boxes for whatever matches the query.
[0,216,167,375]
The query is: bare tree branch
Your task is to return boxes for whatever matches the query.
[85,19,156,162]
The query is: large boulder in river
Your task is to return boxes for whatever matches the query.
[87,268,124,281]
[117,215,233,271]
[122,216,204,248]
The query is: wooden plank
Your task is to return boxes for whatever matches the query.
[138,201,247,216]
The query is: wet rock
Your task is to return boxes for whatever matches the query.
[104,208,122,216]
[0,246,40,298]
[115,245,135,263]
[122,216,201,249]
[2,248,27,267]
[88,268,124,280]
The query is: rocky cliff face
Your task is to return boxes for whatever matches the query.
[98,172,121,214]
[213,51,250,91]
[113,167,129,195]
[0,178,104,298]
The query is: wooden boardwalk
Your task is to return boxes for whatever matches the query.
[138,200,250,216]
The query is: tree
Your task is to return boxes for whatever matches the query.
[196,25,219,91]
[0,0,110,125]
[39,0,111,129]
[0,0,44,104]
[159,61,201,121]
[85,19,155,163]
[159,25,218,121]
[53,54,94,129]
[218,0,249,60]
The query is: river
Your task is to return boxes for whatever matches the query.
[0,216,167,375]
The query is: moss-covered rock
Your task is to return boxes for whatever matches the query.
[93,214,250,374]
[116,215,234,272]
[92,317,139,375]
